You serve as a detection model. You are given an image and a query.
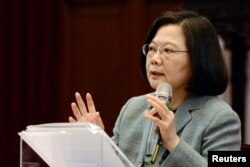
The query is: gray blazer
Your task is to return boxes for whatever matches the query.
[112,94,241,167]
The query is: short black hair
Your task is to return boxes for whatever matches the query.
[140,11,228,96]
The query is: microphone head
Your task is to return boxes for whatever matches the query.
[156,82,172,102]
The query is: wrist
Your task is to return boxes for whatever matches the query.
[164,136,180,152]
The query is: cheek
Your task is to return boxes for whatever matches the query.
[164,58,192,83]
[145,59,150,76]
[176,60,192,82]
[181,66,192,83]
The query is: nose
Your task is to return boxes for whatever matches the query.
[150,51,162,65]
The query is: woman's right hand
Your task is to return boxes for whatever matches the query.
[69,92,105,130]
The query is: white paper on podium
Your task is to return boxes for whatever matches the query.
[18,122,134,167]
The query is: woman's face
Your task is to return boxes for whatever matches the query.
[146,24,192,94]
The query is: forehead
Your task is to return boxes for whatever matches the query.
[151,24,186,48]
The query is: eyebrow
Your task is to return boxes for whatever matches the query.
[150,41,179,49]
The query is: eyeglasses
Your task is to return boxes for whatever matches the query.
[142,44,188,58]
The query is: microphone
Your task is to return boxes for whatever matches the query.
[144,82,172,165]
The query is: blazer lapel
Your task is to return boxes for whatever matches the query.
[175,107,191,133]
[175,94,206,133]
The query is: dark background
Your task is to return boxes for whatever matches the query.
[1,0,250,166]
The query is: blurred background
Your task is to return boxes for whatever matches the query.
[1,0,250,166]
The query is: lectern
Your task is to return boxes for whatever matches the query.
[18,122,134,167]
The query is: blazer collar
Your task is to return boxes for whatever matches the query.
[175,94,210,133]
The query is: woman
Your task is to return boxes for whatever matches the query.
[69,11,241,167]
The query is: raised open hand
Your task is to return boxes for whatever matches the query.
[69,92,105,130]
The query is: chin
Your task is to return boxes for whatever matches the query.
[148,80,161,90]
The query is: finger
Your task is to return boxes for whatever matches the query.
[147,98,168,120]
[147,94,167,109]
[145,111,170,131]
[69,116,77,123]
[86,93,96,113]
[147,95,171,120]
[145,106,158,116]
[71,102,82,120]
[75,92,88,114]
[95,112,105,130]
[144,111,161,126]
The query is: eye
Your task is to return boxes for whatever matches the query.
[163,47,174,54]
[148,45,156,52]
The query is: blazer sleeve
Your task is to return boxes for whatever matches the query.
[112,97,133,146]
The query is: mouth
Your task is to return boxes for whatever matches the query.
[150,71,164,78]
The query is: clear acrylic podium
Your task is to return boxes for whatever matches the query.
[18,122,134,167]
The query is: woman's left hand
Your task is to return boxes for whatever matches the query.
[144,94,180,152]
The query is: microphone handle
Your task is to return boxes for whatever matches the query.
[144,122,161,165]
